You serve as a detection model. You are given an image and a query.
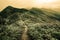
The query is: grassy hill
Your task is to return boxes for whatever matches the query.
[0,6,60,40]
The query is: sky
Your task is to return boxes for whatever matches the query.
[0,0,60,11]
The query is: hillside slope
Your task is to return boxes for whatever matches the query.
[0,6,60,40]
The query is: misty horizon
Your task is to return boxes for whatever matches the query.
[0,0,60,11]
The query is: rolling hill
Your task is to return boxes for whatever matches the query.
[0,6,60,40]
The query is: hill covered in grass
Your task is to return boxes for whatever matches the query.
[0,6,60,40]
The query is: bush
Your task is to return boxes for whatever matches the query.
[28,23,60,40]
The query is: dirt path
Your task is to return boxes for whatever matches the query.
[21,20,29,40]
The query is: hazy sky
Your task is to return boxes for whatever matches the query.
[0,0,60,11]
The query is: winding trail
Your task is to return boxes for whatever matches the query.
[21,20,29,40]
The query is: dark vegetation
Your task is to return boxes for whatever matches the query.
[0,6,60,40]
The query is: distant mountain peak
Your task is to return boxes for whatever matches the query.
[0,6,29,18]
[6,6,13,8]
[1,6,28,12]
[29,8,44,14]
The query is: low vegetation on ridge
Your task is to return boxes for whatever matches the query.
[0,6,60,40]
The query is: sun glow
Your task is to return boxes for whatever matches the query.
[32,0,57,8]
[33,0,56,4]
[0,0,59,11]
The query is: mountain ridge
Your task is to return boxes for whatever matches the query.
[0,6,60,40]
[0,6,60,21]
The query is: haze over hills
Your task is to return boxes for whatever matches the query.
[0,6,60,40]
[0,0,60,11]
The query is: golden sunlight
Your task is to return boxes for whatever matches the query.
[32,0,56,4]
[0,0,60,11]
[32,0,58,8]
